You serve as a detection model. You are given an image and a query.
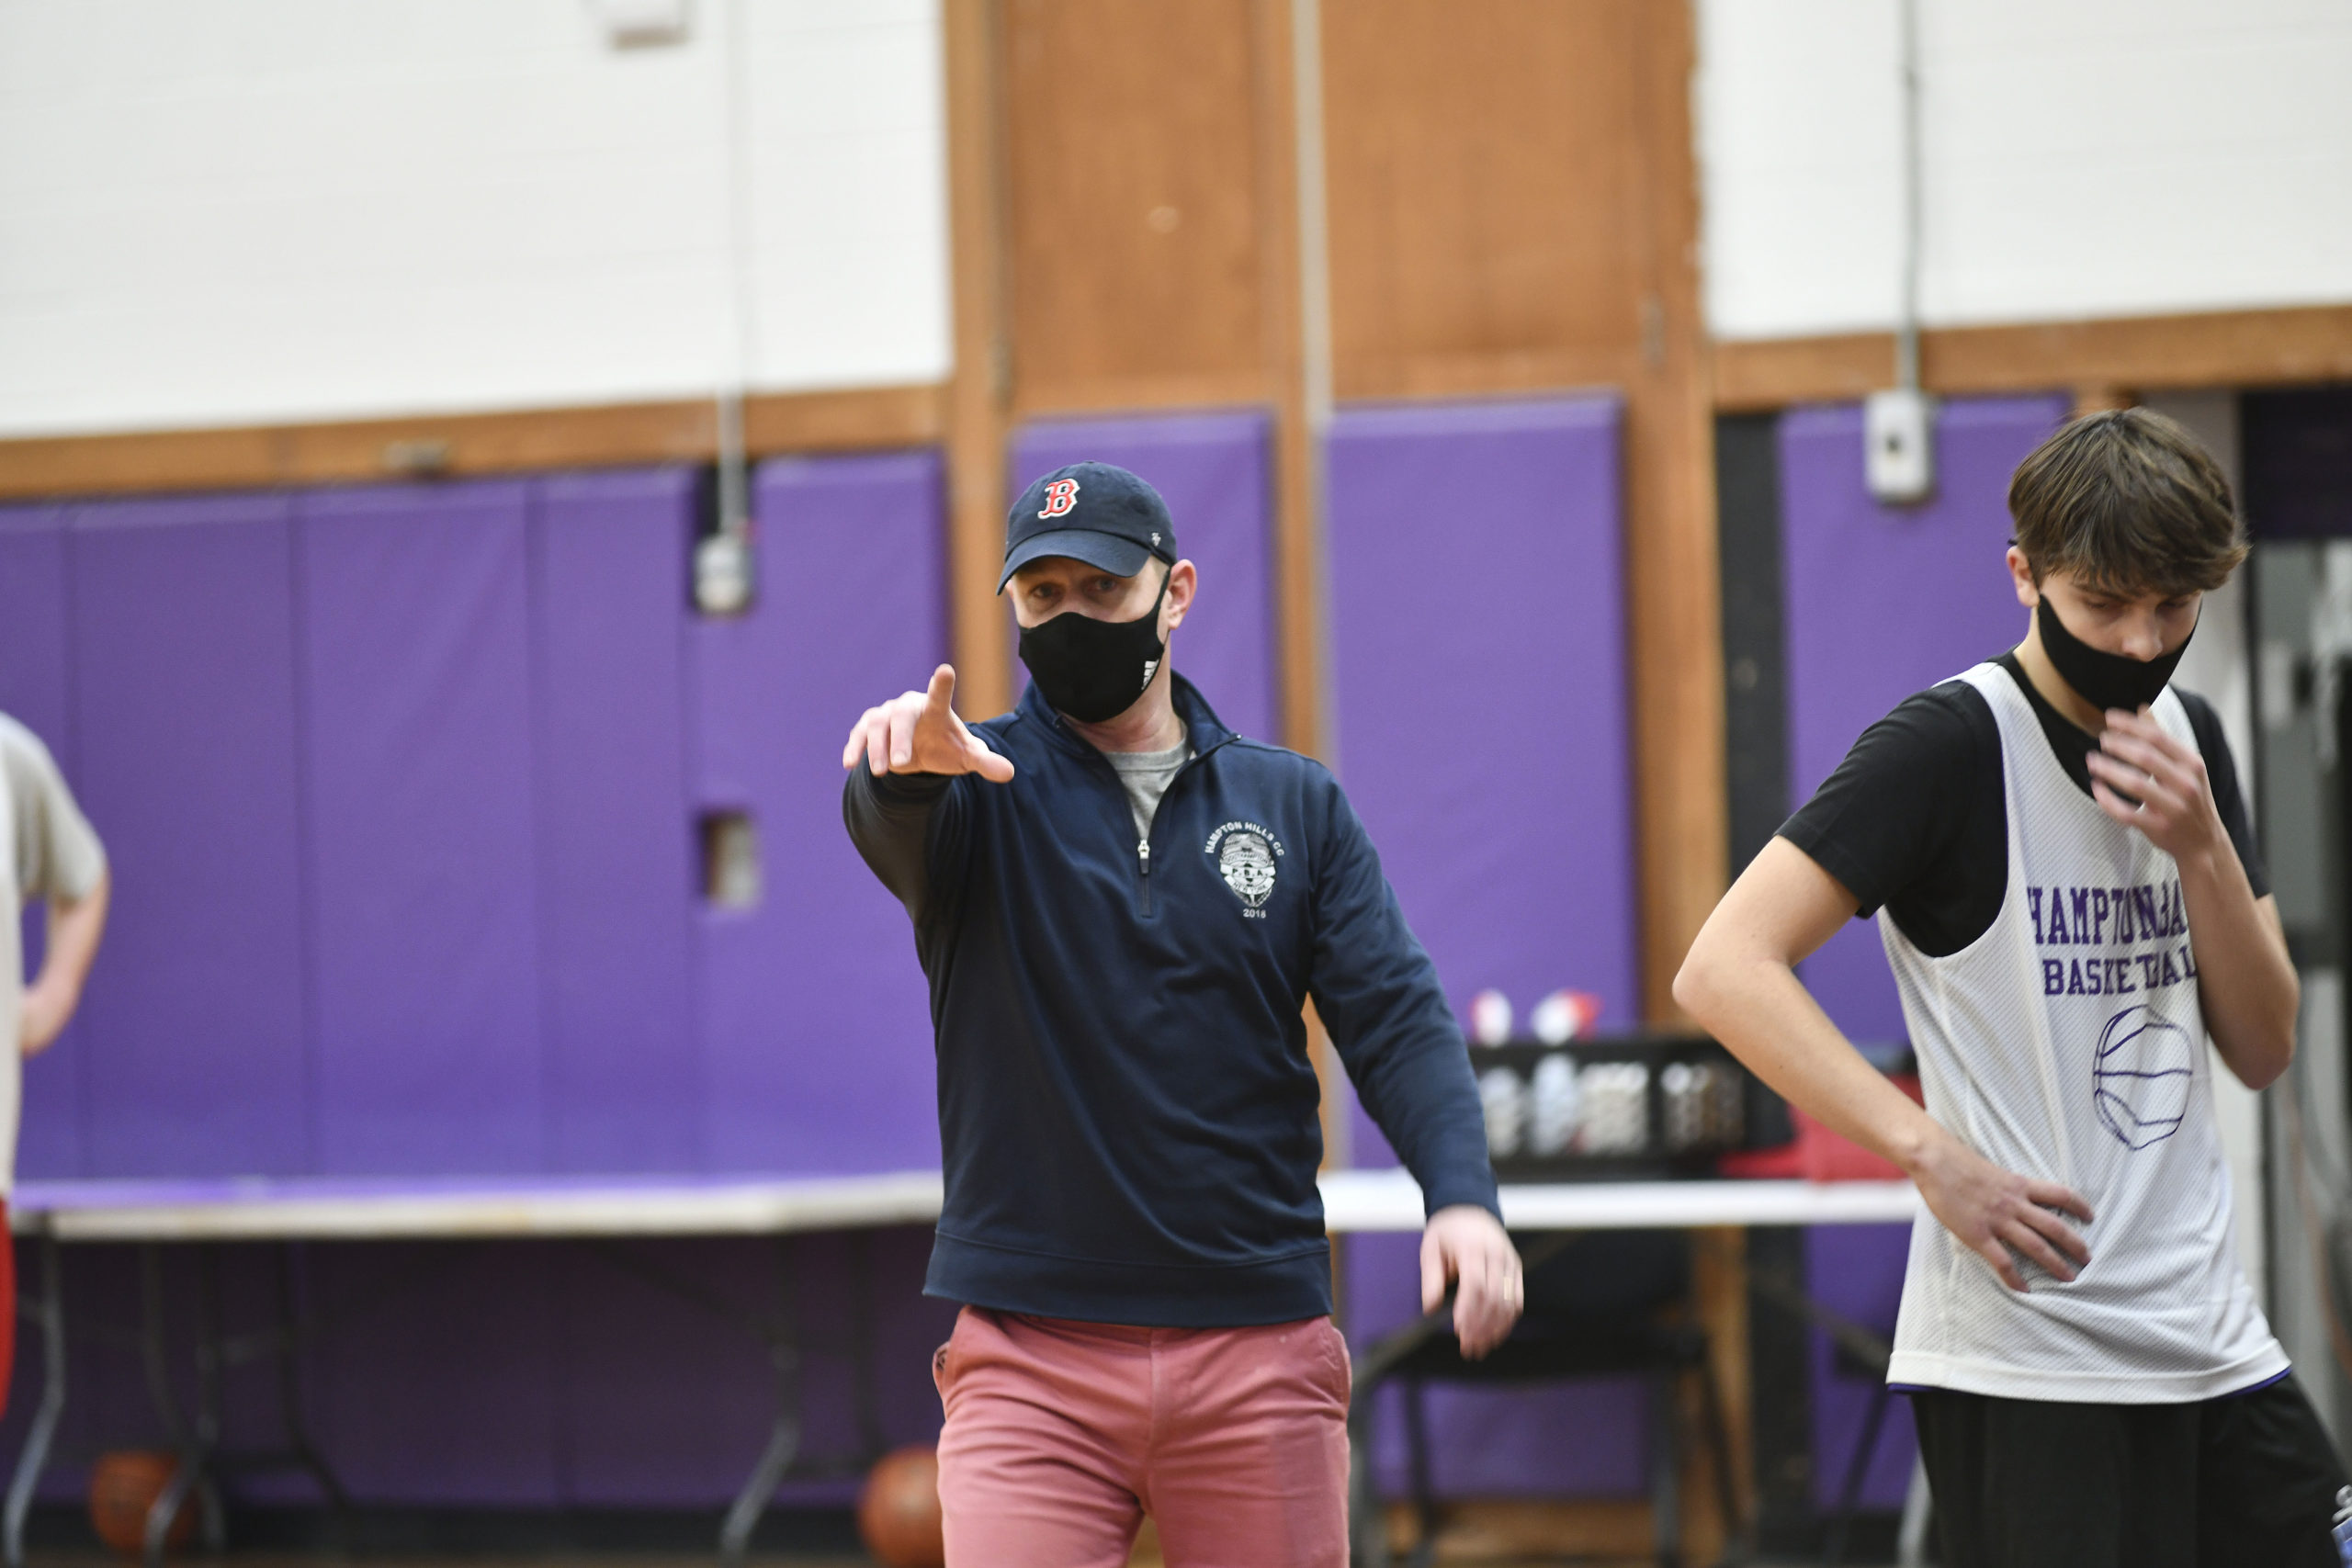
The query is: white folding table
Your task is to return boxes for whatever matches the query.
[6,1170,1922,1568]
[4,1172,947,1568]
[1318,1168,1918,1233]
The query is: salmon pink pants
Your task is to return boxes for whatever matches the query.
[933,1306,1351,1567]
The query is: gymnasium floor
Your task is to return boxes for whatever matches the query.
[19,1554,1888,1567]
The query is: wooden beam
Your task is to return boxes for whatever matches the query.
[1334,346,1642,405]
[1713,302,2352,412]
[1623,6,1727,1037]
[942,0,1015,720]
[1012,367,1277,420]
[997,0,1275,425]
[742,384,945,454]
[1626,15,1736,1551]
[1250,0,1352,1176]
[1251,0,1325,765]
[0,385,944,502]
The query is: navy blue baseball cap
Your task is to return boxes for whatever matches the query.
[999,462,1178,592]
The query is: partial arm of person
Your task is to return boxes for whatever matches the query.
[840,665,1012,924]
[22,867,107,1056]
[2088,707,2297,1088]
[1673,839,2094,1291]
[6,718,108,1056]
[1307,784,1521,1356]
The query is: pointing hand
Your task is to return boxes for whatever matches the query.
[842,665,1015,784]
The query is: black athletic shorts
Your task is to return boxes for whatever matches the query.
[1909,1373,2348,1568]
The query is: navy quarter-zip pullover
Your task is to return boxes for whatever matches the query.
[843,675,1499,1327]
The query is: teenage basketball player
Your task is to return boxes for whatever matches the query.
[1678,409,2348,1565]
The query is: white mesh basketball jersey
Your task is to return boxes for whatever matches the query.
[1880,663,2287,1402]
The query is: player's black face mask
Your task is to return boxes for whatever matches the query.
[2036,592,2194,715]
[1018,572,1168,724]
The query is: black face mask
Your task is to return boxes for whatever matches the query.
[1018,576,1168,724]
[2036,593,2194,715]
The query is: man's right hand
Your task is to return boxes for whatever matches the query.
[1910,1122,2094,1292]
[842,664,1015,784]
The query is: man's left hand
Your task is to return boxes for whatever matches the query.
[1421,1205,1522,1359]
[2088,707,2227,862]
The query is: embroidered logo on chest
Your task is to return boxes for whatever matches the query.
[1204,821,1284,918]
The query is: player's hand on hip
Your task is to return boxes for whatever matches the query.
[17,981,69,1056]
[1911,1123,2093,1292]
[842,665,1014,784]
[1422,1204,1522,1359]
[2087,707,2223,862]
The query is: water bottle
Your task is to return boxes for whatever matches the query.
[2333,1483,2352,1565]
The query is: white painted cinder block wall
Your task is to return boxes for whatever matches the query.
[0,0,949,437]
[1697,0,2352,340]
[11,4,2352,437]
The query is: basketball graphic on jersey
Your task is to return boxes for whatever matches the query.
[2092,1004,2195,1150]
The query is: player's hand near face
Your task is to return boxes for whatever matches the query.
[2091,706,2298,1089]
[2087,707,2225,860]
[1422,1205,1522,1358]
[842,665,1014,784]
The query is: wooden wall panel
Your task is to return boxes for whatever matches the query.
[944,0,1016,718]
[1001,0,1276,414]
[1322,0,1655,399]
[0,386,944,502]
[1319,0,1726,1046]
[1712,303,2352,412]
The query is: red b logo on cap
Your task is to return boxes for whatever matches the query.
[1038,479,1080,519]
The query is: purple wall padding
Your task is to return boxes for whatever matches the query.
[1805,1224,1914,1509]
[70,496,312,1177]
[1779,393,2067,1508]
[695,452,946,1173]
[0,1231,956,1508]
[1327,397,1637,1043]
[0,463,964,1508]
[560,1229,955,1506]
[307,1241,564,1503]
[1345,1228,1647,1499]
[0,507,82,1179]
[0,508,72,758]
[1009,413,1280,742]
[2244,386,2352,539]
[1780,395,2067,1046]
[555,1236,796,1504]
[533,471,701,1174]
[1326,397,1643,1498]
[300,482,547,1175]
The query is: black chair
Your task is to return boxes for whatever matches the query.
[1742,1255,1910,1568]
[1350,1231,1747,1568]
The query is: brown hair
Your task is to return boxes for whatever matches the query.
[2007,408,2246,597]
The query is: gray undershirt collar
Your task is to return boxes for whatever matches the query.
[1102,739,1193,842]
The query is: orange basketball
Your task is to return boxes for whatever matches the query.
[856,1445,944,1568]
[87,1450,194,1558]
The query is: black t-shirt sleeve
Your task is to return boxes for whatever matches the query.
[1777,685,1990,920]
[2177,689,2270,900]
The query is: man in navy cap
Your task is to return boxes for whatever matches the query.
[842,462,1518,1567]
